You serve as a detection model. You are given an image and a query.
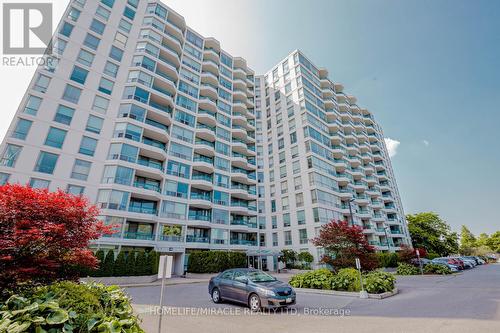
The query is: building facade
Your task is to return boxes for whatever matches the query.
[0,0,411,273]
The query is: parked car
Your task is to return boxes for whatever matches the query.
[208,268,296,311]
[454,257,476,268]
[410,258,432,267]
[432,262,460,272]
[432,258,464,270]
[463,256,483,265]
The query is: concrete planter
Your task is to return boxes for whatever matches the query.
[295,287,398,299]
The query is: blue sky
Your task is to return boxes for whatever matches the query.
[164,0,500,234]
[1,0,498,235]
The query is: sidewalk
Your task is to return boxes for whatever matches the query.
[82,271,301,288]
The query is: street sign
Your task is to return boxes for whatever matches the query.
[355,258,361,270]
[157,255,173,279]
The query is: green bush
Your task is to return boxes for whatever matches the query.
[134,251,148,276]
[396,262,419,275]
[0,281,143,332]
[331,268,361,291]
[426,252,440,260]
[377,252,399,268]
[363,271,396,294]
[125,250,137,276]
[289,269,334,289]
[101,251,115,277]
[424,263,452,275]
[113,251,127,277]
[187,251,247,273]
[147,251,160,275]
[92,250,105,277]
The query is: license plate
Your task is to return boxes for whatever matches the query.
[286,298,292,303]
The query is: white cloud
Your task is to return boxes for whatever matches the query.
[384,138,400,158]
[422,140,430,147]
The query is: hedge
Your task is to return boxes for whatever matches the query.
[187,251,247,273]
[86,250,160,277]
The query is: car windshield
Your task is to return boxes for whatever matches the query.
[247,271,276,282]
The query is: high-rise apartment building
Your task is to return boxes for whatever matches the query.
[0,0,411,273]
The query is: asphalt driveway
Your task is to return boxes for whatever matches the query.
[125,263,500,320]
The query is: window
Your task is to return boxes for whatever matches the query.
[109,46,124,62]
[98,78,114,95]
[59,22,74,37]
[86,115,103,134]
[118,19,132,33]
[71,159,92,180]
[92,95,109,114]
[282,196,289,211]
[283,213,291,227]
[160,201,187,219]
[0,144,22,167]
[79,136,98,156]
[128,0,139,8]
[297,210,306,225]
[0,173,10,185]
[103,61,119,77]
[171,125,194,143]
[294,176,302,190]
[54,38,67,55]
[24,95,42,115]
[29,178,50,189]
[97,190,129,211]
[44,127,67,148]
[33,74,50,93]
[101,0,115,8]
[67,184,85,195]
[62,85,82,104]
[90,19,106,35]
[83,33,100,50]
[70,66,89,84]
[186,30,203,48]
[54,105,75,125]
[166,160,190,178]
[176,95,197,112]
[169,142,192,161]
[95,5,111,21]
[34,151,59,174]
[299,229,308,245]
[296,193,304,207]
[178,81,199,98]
[108,143,138,162]
[174,110,195,127]
[272,233,278,246]
[12,119,32,140]
[77,49,95,67]
[293,160,301,174]
[284,231,292,246]
[164,180,188,198]
[102,165,133,185]
[123,6,136,20]
[114,32,128,47]
[290,132,297,144]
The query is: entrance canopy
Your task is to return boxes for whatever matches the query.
[246,249,282,257]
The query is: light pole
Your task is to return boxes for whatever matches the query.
[383,224,391,252]
[347,197,355,226]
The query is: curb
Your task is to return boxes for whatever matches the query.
[120,279,209,288]
[295,288,398,299]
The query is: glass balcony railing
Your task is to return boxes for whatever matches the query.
[124,231,154,240]
[145,118,169,131]
[230,239,257,246]
[186,235,210,243]
[133,182,161,192]
[142,137,166,150]
[190,193,212,201]
[188,213,211,221]
[193,155,214,164]
[159,235,182,242]
[128,206,157,215]
[192,174,213,182]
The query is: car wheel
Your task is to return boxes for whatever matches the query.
[248,293,261,312]
[211,288,222,304]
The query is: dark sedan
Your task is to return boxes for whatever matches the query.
[208,268,296,311]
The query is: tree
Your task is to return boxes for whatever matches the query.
[407,212,459,256]
[476,233,489,247]
[297,251,314,269]
[113,251,127,276]
[93,250,105,277]
[147,251,160,275]
[135,251,148,276]
[102,251,115,277]
[485,231,500,252]
[460,225,476,253]
[279,249,297,268]
[0,184,113,290]
[125,250,137,276]
[312,220,378,271]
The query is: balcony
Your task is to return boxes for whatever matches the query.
[230,239,257,246]
[133,181,161,193]
[128,205,157,215]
